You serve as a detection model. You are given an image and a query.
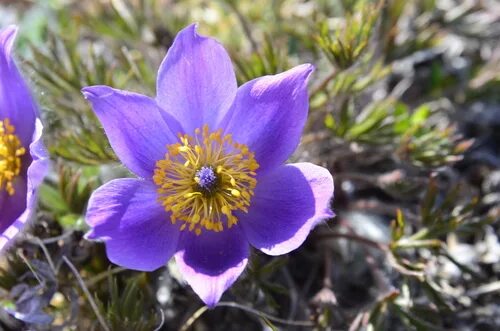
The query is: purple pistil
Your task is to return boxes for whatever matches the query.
[196,166,218,191]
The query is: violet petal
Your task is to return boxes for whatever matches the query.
[82,86,181,179]
[222,64,314,173]
[0,26,37,146]
[239,162,334,255]
[175,226,249,307]
[0,26,48,251]
[156,23,237,134]
[85,178,180,271]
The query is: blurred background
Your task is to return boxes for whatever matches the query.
[0,0,499,330]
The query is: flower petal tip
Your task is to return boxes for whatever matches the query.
[185,22,199,34]
[176,22,222,46]
[0,25,18,53]
[204,298,219,309]
[81,85,115,100]
[83,230,97,241]
[294,63,315,80]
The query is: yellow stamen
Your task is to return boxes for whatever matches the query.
[153,124,259,235]
[0,119,25,196]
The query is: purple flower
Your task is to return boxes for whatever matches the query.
[83,24,334,307]
[0,26,48,251]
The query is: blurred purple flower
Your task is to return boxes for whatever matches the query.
[6,260,57,326]
[83,24,334,307]
[0,26,48,251]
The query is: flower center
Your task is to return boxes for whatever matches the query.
[153,125,259,235]
[0,119,25,196]
[195,166,218,192]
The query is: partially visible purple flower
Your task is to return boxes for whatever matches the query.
[6,260,57,326]
[0,26,48,251]
[83,24,334,307]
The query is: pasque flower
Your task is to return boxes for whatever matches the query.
[83,24,334,307]
[0,26,48,250]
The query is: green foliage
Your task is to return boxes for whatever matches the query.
[39,162,101,229]
[26,1,183,165]
[240,255,290,309]
[29,34,118,164]
[316,2,380,69]
[97,276,160,331]
[391,178,486,250]
[233,34,289,84]
[373,176,494,330]
[324,100,468,167]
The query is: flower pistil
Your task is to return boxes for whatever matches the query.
[0,119,25,195]
[153,125,259,235]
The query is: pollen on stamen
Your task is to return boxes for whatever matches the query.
[153,125,259,235]
[0,119,25,196]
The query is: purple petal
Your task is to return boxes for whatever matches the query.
[22,118,49,228]
[156,24,237,134]
[240,162,334,255]
[222,64,314,173]
[82,86,182,179]
[0,146,48,251]
[27,119,50,182]
[175,226,248,307]
[0,177,27,249]
[0,25,37,146]
[0,75,49,251]
[85,178,179,271]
